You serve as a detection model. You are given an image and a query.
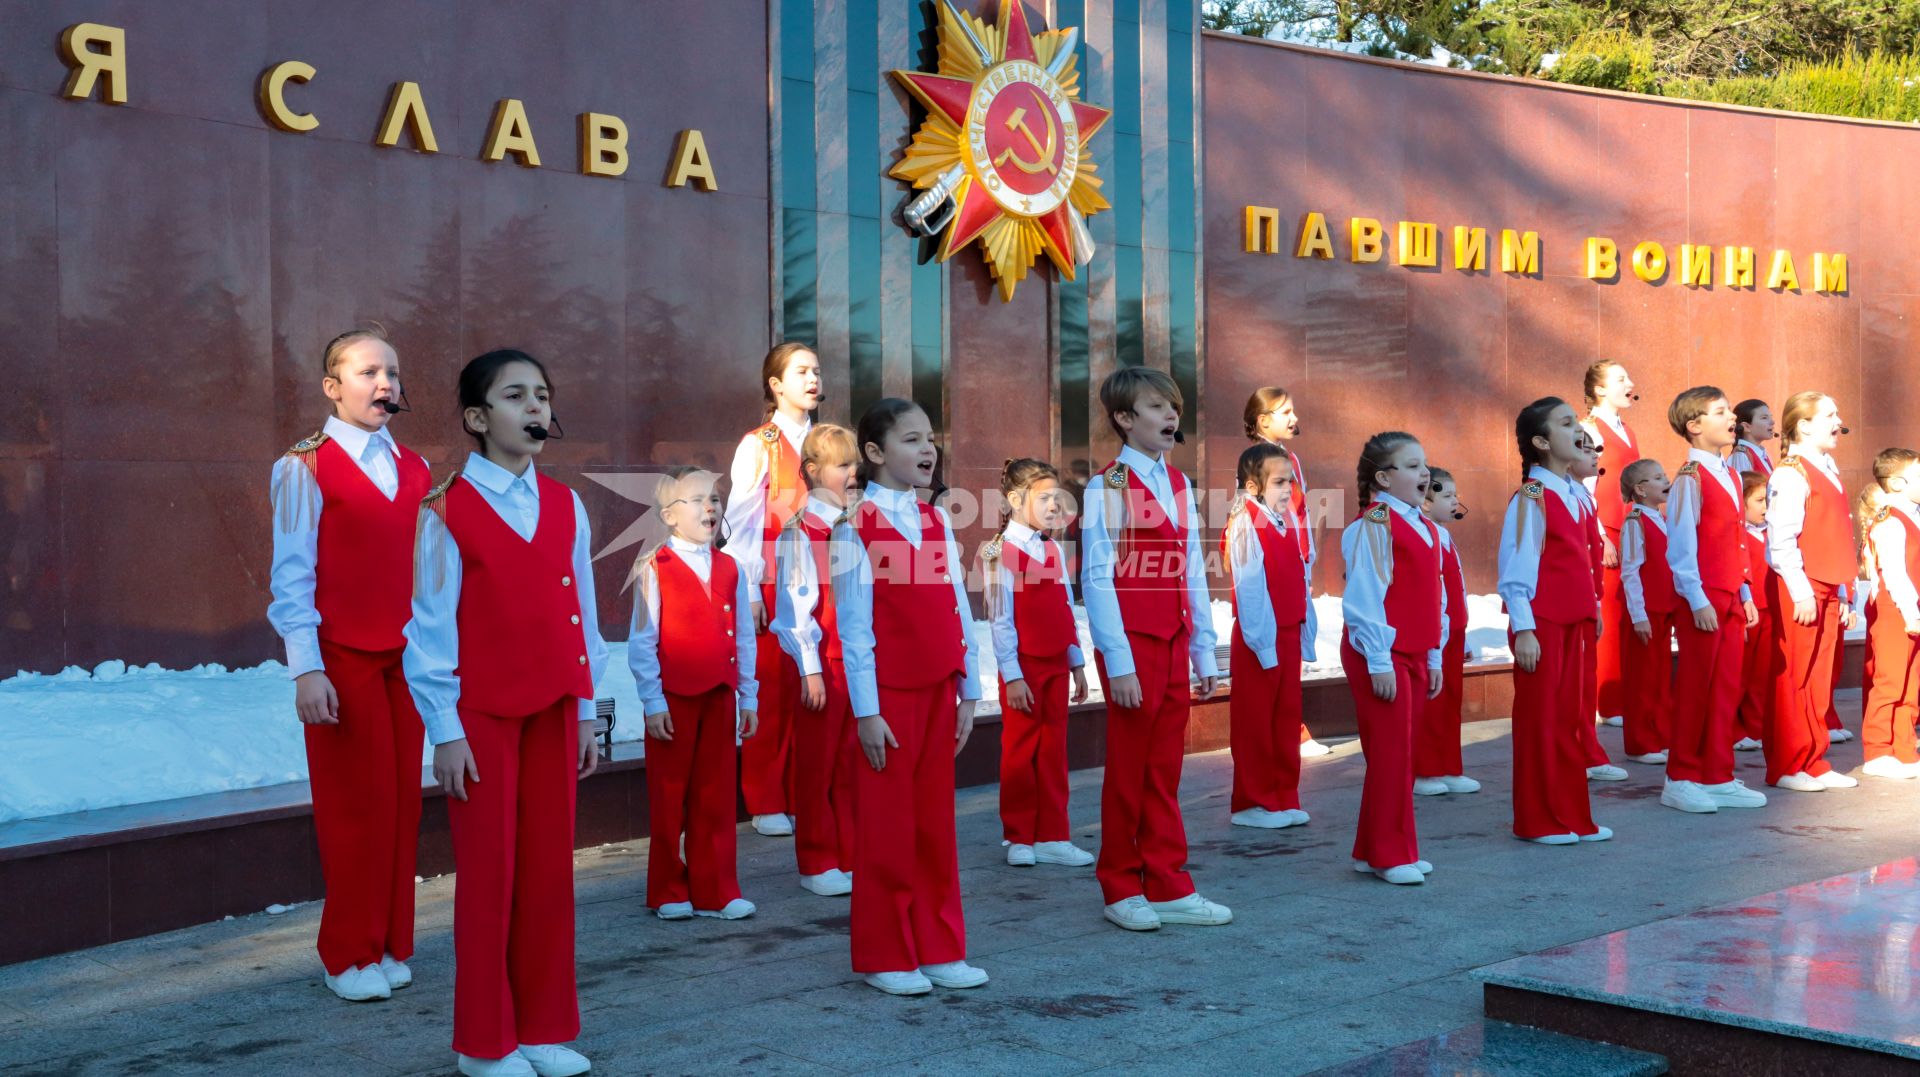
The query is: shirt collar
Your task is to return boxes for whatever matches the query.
[805,492,843,524]
[1117,444,1165,479]
[862,482,921,517]
[1738,439,1771,460]
[1687,447,1731,474]
[667,535,709,558]
[1243,493,1287,528]
[1527,465,1576,495]
[1640,505,1670,531]
[1374,491,1424,524]
[1592,409,1628,438]
[462,451,536,496]
[1003,519,1046,553]
[1786,443,1835,471]
[771,410,812,447]
[323,415,395,462]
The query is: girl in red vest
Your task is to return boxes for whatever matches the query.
[1765,391,1860,792]
[831,398,985,996]
[1244,387,1332,757]
[1416,467,1478,795]
[404,350,605,1077]
[723,342,823,838]
[772,424,863,896]
[268,325,432,1003]
[1617,459,1676,766]
[1497,398,1612,847]
[1225,443,1316,827]
[628,467,759,921]
[1734,472,1774,752]
[1858,449,1920,779]
[1730,399,1777,477]
[983,458,1092,866]
[1571,432,1627,781]
[1580,361,1641,728]
[1341,431,1448,883]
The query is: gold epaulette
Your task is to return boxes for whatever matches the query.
[1626,504,1642,521]
[1676,461,1700,479]
[1104,462,1129,489]
[1364,502,1390,523]
[833,507,853,528]
[758,425,780,444]
[980,534,1004,562]
[1874,506,1893,526]
[1778,455,1807,475]
[1521,479,1544,501]
[284,430,328,456]
[422,470,459,506]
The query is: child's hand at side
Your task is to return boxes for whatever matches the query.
[1513,629,1541,674]
[1692,604,1720,633]
[1196,675,1219,700]
[1070,666,1089,703]
[858,714,897,771]
[1742,600,1760,629]
[1109,673,1142,709]
[955,700,976,756]
[577,720,598,779]
[799,673,825,711]
[434,740,480,801]
[1004,678,1034,714]
[1633,619,1652,643]
[1369,672,1396,701]
[738,708,759,740]
[294,671,340,725]
[1426,668,1442,700]
[645,711,673,741]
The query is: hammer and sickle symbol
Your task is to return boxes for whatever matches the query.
[993,101,1059,176]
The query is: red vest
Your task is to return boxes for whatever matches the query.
[1735,441,1774,478]
[1105,461,1194,641]
[1285,446,1312,561]
[442,474,595,717]
[1003,534,1077,664]
[1682,463,1750,598]
[856,499,967,689]
[1628,507,1679,614]
[797,514,841,661]
[751,421,808,607]
[1581,495,1605,599]
[1439,534,1465,648]
[1380,508,1443,655]
[1786,456,1856,587]
[1872,509,1920,620]
[1744,525,1772,612]
[655,545,741,696]
[1590,416,1639,534]
[1227,504,1307,646]
[305,436,431,652]
[1527,483,1601,625]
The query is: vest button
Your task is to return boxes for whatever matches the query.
[571,615,580,625]
[726,629,735,637]
[562,576,572,586]
[723,604,731,612]
[577,655,586,665]
[730,656,737,663]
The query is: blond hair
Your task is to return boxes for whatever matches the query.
[1779,391,1830,446]
[800,423,857,487]
[322,322,390,379]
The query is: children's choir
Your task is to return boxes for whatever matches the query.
[267,331,1916,1070]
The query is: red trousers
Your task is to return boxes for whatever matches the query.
[1578,620,1610,767]
[1862,606,1920,764]
[1736,606,1775,743]
[1230,627,1303,812]
[1827,618,1847,732]
[739,630,795,815]
[1415,625,1465,779]
[1340,641,1423,868]
[850,679,965,973]
[1094,631,1196,904]
[998,656,1074,844]
[1621,611,1674,757]
[1597,555,1627,719]
[1767,577,1838,782]
[448,702,580,1060]
[793,659,857,875]
[308,641,423,976]
[1509,621,1598,839]
[1671,591,1744,785]
[645,686,742,909]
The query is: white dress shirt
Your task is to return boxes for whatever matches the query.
[1078,444,1220,681]
[1729,439,1772,474]
[1767,445,1847,604]
[1666,447,1751,611]
[987,519,1087,685]
[1619,506,1669,624]
[1579,411,1634,498]
[1341,492,1446,674]
[830,483,981,719]
[772,494,847,677]
[1496,466,1587,634]
[1259,440,1318,568]
[1870,502,1920,627]
[267,416,414,679]
[402,452,609,745]
[721,410,812,589]
[626,535,758,717]
[1226,496,1318,670]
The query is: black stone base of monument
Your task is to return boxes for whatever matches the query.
[1305,1019,1669,1076]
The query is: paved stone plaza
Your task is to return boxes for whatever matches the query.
[6,706,1918,1076]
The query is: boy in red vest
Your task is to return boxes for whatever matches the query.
[1617,459,1675,766]
[268,325,432,1003]
[629,467,760,921]
[1081,368,1228,932]
[1660,386,1766,815]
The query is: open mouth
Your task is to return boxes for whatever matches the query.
[1160,425,1178,440]
[915,459,934,475]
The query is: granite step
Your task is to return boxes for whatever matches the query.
[1304,1019,1668,1076]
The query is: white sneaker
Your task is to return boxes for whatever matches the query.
[1580,826,1614,842]
[920,960,989,989]
[1299,739,1333,757]
[1229,807,1296,828]
[1103,895,1161,931]
[1861,756,1920,780]
[1772,772,1826,792]
[695,898,756,919]
[1626,751,1669,765]
[1283,808,1312,825]
[1603,715,1624,727]
[457,1053,537,1077]
[752,813,794,837]
[864,969,932,995]
[1523,833,1580,845]
[1587,764,1629,781]
[1150,893,1232,925]
[1375,864,1424,885]
[1701,779,1768,808]
[800,869,853,896]
[1661,779,1719,813]
[1732,737,1763,752]
[1006,843,1037,866]
[1353,858,1433,874]
[1440,775,1481,793]
[324,964,391,1002]
[1829,728,1855,743]
[1411,778,1449,796]
[1033,841,1096,866]
[377,953,412,990]
[517,1043,591,1077]
[655,902,694,920]
[1816,770,1859,789]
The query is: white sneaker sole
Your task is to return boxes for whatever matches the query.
[864,976,932,996]
[1660,796,1718,814]
[1103,910,1161,932]
[1033,853,1094,866]
[924,972,989,989]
